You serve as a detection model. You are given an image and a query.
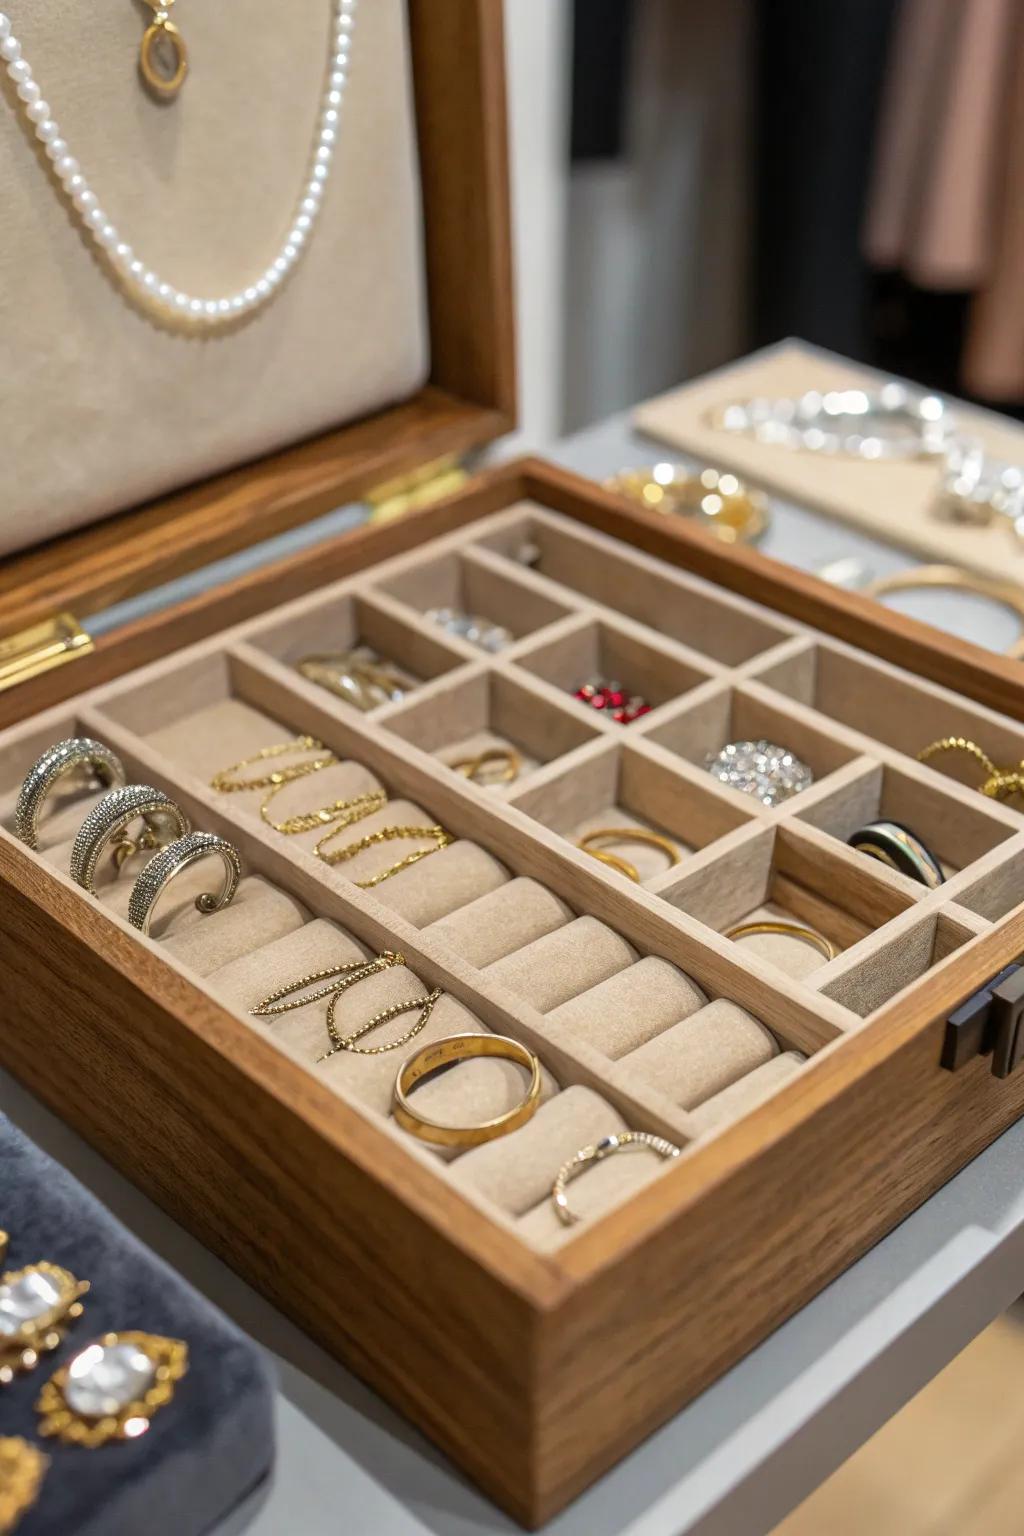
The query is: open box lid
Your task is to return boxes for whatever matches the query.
[0,0,514,647]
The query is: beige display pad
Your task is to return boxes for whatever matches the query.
[0,0,428,553]
[3,502,1024,1253]
[633,340,1024,586]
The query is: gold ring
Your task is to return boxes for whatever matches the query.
[393,1033,542,1148]
[552,1131,681,1226]
[724,920,836,962]
[448,747,522,785]
[865,565,1024,658]
[578,827,681,881]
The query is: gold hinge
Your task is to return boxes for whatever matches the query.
[0,612,94,693]
[365,454,469,524]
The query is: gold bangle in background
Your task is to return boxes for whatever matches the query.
[724,919,836,962]
[865,565,1024,659]
[260,780,387,835]
[251,951,442,1061]
[0,1437,48,1533]
[127,831,241,935]
[918,735,1024,803]
[315,822,453,884]
[552,1131,681,1227]
[448,746,522,786]
[578,827,681,883]
[393,1032,542,1148]
[605,464,769,545]
[15,737,126,851]
[210,736,334,793]
[298,651,409,711]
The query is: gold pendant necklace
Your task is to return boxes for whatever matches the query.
[139,0,188,101]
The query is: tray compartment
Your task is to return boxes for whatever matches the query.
[373,547,575,653]
[381,664,600,788]
[507,737,754,886]
[470,506,795,664]
[511,614,714,726]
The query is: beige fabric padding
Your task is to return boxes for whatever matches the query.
[208,915,559,1124]
[617,999,778,1109]
[484,917,638,1014]
[0,0,429,553]
[423,877,575,967]
[546,956,707,1059]
[690,1050,806,1135]
[726,903,835,980]
[448,1085,629,1217]
[162,876,308,975]
[369,837,510,926]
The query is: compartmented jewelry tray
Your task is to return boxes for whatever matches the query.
[4,488,1024,1527]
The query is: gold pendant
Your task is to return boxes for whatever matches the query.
[139,1,188,101]
[0,1262,90,1385]
[0,1439,49,1535]
[37,1331,188,1447]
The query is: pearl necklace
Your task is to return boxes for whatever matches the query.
[0,0,355,328]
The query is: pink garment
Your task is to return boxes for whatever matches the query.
[865,0,1015,290]
[963,12,1024,399]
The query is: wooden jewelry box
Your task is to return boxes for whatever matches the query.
[5,5,1024,1530]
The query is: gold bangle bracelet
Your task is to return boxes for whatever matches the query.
[724,919,836,962]
[865,565,1024,658]
[578,827,682,882]
[448,746,522,785]
[393,1032,542,1148]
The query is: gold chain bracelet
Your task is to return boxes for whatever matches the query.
[315,823,453,884]
[918,735,1024,801]
[260,781,387,835]
[210,736,335,793]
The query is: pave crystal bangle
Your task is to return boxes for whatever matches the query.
[552,1131,682,1226]
[69,785,190,894]
[127,831,242,935]
[14,738,125,850]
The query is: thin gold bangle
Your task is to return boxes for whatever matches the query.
[865,565,1024,658]
[448,746,522,785]
[315,822,453,884]
[260,781,387,835]
[578,827,682,881]
[393,1032,542,1147]
[724,919,836,962]
[210,736,335,793]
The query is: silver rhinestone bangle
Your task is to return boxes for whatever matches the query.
[69,785,190,893]
[127,831,241,936]
[15,737,126,850]
[552,1131,681,1227]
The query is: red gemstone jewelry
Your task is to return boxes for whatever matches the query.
[572,677,651,724]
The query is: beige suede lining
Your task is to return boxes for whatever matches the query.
[547,956,707,1059]
[618,999,779,1109]
[423,877,574,967]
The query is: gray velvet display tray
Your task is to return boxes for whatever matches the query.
[0,1114,275,1536]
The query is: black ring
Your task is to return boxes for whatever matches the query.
[847,819,945,888]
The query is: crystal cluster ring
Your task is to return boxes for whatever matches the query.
[15,738,125,851]
[127,831,241,935]
[69,785,190,893]
[705,739,813,807]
